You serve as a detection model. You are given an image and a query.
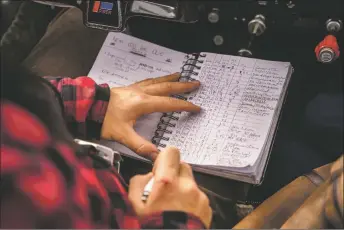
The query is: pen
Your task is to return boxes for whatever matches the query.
[141,177,155,202]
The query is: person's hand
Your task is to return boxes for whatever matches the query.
[101,73,201,160]
[128,147,212,228]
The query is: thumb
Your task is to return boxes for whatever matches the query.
[123,125,159,160]
[128,172,153,214]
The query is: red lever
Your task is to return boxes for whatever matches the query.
[315,35,340,63]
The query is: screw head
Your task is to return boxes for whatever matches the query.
[213,35,224,46]
[326,19,342,33]
[208,11,220,23]
[318,47,336,63]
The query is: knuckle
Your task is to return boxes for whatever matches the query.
[116,133,128,146]
[165,82,173,90]
[169,97,185,107]
[183,181,199,194]
[137,93,149,101]
[135,143,146,154]
[181,162,192,171]
[155,175,171,184]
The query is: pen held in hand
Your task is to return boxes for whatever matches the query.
[141,177,155,202]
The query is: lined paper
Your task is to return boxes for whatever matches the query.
[88,32,186,160]
[89,32,186,86]
[160,52,291,168]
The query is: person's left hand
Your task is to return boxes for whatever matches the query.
[101,73,201,160]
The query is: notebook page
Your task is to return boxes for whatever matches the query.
[89,32,186,86]
[88,32,186,160]
[160,53,291,168]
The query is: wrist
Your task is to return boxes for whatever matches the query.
[93,84,111,122]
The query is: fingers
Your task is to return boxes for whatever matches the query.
[143,81,200,96]
[153,146,181,184]
[134,73,180,87]
[128,172,154,214]
[143,96,201,114]
[120,125,159,160]
[179,163,194,179]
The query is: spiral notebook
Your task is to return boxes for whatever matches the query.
[89,32,293,184]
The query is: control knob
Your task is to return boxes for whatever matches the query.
[315,35,340,63]
[248,14,266,36]
[325,19,342,33]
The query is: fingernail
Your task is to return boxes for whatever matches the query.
[150,152,159,161]
[192,80,201,85]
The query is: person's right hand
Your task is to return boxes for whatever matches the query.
[128,147,212,228]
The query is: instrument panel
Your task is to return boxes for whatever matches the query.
[32,0,343,63]
[33,1,344,33]
[198,0,343,29]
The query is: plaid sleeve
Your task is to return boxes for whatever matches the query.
[1,101,206,229]
[45,76,110,139]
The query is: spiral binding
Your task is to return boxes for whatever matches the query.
[151,53,207,149]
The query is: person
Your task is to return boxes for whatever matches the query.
[0,65,213,228]
[2,1,341,221]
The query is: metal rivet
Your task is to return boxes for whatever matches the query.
[208,10,220,23]
[213,35,224,46]
[287,1,295,8]
[326,19,342,32]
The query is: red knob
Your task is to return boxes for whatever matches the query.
[315,35,340,63]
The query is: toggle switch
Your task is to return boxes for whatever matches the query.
[325,19,342,33]
[213,35,224,46]
[315,35,340,63]
[248,14,266,36]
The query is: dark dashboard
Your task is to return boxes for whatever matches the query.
[51,0,341,63]
[31,0,342,147]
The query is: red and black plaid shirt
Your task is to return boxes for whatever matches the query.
[1,76,205,229]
